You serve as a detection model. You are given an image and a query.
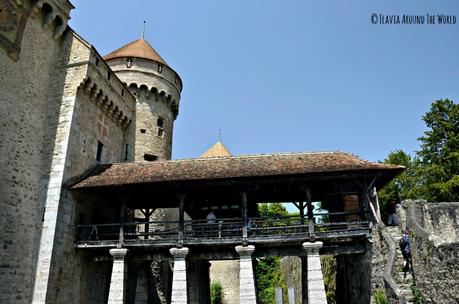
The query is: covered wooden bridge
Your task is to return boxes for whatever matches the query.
[70,151,403,304]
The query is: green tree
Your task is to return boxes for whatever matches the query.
[255,203,288,304]
[415,99,459,201]
[258,203,288,217]
[256,256,286,304]
[378,149,419,205]
[321,255,337,304]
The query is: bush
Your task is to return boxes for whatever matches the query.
[373,289,388,304]
[211,282,223,304]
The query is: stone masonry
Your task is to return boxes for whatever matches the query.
[170,247,189,304]
[108,248,129,304]
[398,200,459,303]
[235,245,257,304]
[0,1,73,303]
[302,242,327,304]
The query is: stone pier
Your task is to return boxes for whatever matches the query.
[235,245,257,304]
[170,247,189,304]
[303,242,327,304]
[108,248,129,304]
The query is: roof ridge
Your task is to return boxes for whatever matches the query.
[109,151,359,167]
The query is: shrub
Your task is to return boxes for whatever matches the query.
[211,282,223,304]
[373,289,388,304]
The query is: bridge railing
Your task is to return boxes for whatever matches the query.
[75,212,369,245]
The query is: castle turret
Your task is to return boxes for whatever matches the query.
[104,38,182,161]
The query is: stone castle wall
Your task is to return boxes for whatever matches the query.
[210,260,240,304]
[33,31,137,303]
[0,1,73,302]
[398,200,459,304]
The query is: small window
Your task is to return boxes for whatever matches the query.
[82,139,86,153]
[157,117,164,128]
[143,154,158,162]
[121,89,124,96]
[175,76,179,85]
[157,117,165,138]
[126,58,132,68]
[95,58,100,67]
[158,64,163,73]
[124,144,129,161]
[107,72,111,81]
[96,141,104,162]
[140,129,146,134]
[157,128,164,138]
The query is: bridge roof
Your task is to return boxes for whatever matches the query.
[70,151,404,191]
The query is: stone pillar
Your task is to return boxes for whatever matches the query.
[336,242,372,304]
[235,245,257,304]
[170,247,189,304]
[108,248,129,304]
[302,242,327,304]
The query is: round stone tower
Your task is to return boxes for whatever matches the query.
[104,38,182,161]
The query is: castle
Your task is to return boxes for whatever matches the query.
[1,0,181,302]
[0,1,405,303]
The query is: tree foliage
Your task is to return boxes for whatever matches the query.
[415,99,459,201]
[321,255,337,304]
[255,203,288,303]
[210,282,223,304]
[378,149,418,204]
[255,256,286,304]
[258,203,288,218]
[379,99,459,204]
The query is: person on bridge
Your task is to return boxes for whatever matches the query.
[207,210,216,224]
[399,228,412,278]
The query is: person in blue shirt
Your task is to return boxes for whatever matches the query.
[399,228,412,278]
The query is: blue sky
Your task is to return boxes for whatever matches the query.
[69,1,459,162]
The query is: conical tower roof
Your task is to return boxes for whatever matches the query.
[104,38,168,65]
[201,141,232,158]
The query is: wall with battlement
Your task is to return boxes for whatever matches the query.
[32,31,137,303]
[397,200,459,304]
[0,1,73,302]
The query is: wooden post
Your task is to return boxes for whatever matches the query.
[305,187,315,241]
[373,187,381,221]
[141,208,155,239]
[299,202,305,225]
[178,194,185,246]
[241,191,248,244]
[144,208,150,240]
[118,199,126,248]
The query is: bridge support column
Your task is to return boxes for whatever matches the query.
[302,242,327,304]
[336,242,372,304]
[235,245,257,304]
[170,247,189,304]
[108,248,129,304]
[188,260,211,304]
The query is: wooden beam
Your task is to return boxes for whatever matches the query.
[303,187,315,242]
[299,202,305,225]
[178,194,186,247]
[241,191,248,245]
[118,199,126,248]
